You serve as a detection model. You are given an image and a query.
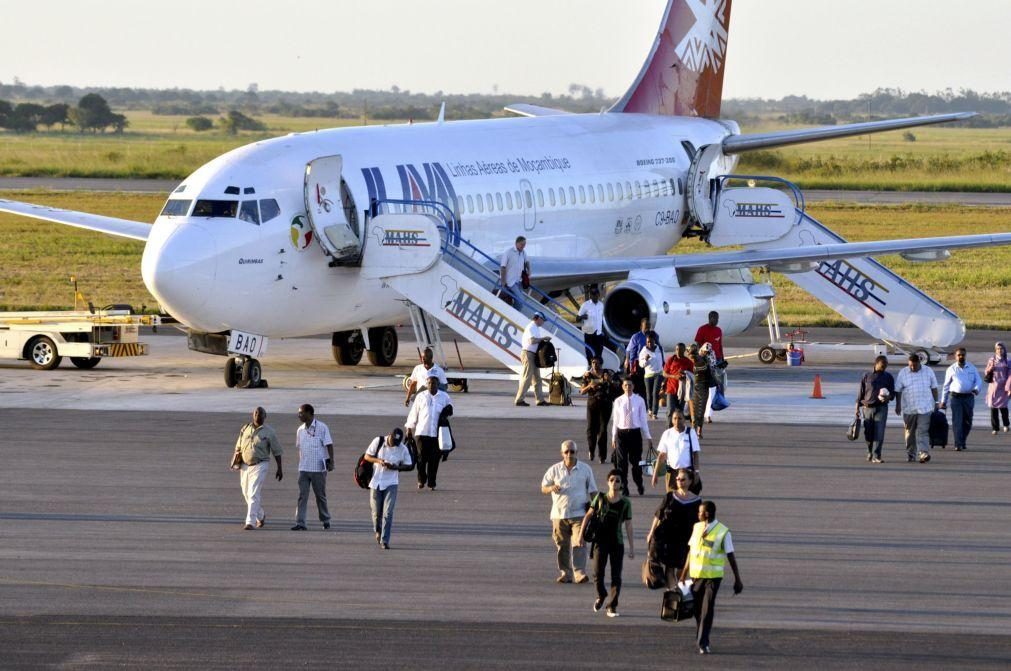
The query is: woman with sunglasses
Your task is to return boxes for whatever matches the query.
[577,469,634,618]
[646,468,702,587]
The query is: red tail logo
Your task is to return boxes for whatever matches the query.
[612,0,732,118]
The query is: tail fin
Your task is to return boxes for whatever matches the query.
[610,0,732,118]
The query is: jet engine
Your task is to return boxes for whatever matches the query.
[602,273,773,349]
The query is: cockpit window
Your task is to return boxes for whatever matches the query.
[259,198,281,223]
[239,200,260,225]
[192,200,238,218]
[160,199,192,217]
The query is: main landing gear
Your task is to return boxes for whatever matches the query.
[224,355,267,389]
[332,327,398,367]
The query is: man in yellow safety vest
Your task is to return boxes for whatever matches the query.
[679,500,743,655]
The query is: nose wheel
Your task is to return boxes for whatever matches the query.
[224,356,268,389]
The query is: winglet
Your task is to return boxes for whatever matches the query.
[610,0,732,118]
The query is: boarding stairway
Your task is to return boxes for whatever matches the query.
[361,199,622,377]
[697,173,964,348]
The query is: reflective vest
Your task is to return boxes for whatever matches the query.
[688,521,729,579]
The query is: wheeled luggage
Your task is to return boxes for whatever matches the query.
[929,409,949,448]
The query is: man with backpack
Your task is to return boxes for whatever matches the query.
[515,312,551,407]
[363,428,413,549]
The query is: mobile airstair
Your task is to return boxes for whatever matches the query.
[360,199,621,378]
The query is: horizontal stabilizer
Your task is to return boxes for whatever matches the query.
[723,112,975,153]
[503,104,572,118]
[0,198,150,241]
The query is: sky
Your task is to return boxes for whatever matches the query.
[2,0,1008,100]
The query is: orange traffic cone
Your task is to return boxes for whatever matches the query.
[810,374,825,399]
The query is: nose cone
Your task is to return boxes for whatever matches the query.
[142,222,218,328]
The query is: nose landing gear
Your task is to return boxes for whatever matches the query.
[224,355,268,389]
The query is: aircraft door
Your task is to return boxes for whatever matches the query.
[304,155,361,262]
[520,178,536,231]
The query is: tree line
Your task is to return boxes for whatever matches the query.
[0,93,126,133]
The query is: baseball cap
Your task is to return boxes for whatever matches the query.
[533,312,545,320]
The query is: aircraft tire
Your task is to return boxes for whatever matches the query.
[332,330,364,366]
[28,336,62,370]
[71,357,101,369]
[914,349,931,365]
[365,327,398,367]
[757,346,777,364]
[240,358,262,388]
[224,356,240,388]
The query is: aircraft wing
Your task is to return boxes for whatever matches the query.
[723,112,975,153]
[530,232,1011,286]
[503,104,572,117]
[0,198,150,241]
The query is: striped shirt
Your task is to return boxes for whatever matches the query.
[895,366,938,415]
[296,419,333,472]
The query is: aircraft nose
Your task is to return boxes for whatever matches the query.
[141,222,217,319]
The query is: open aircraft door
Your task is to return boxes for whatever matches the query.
[304,155,361,262]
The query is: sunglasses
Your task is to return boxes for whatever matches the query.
[562,450,576,454]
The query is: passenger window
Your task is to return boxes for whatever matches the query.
[477,195,484,213]
[597,184,604,202]
[579,185,586,204]
[192,200,238,218]
[259,199,280,222]
[483,194,492,212]
[496,193,504,211]
[525,190,533,208]
[650,180,658,197]
[660,181,669,197]
[537,189,544,208]
[635,181,642,199]
[549,188,556,207]
[514,191,522,208]
[239,200,260,225]
[457,196,465,214]
[559,188,566,206]
[607,183,614,201]
[587,185,595,204]
[677,178,683,195]
[505,191,514,210]
[624,182,632,200]
[160,199,192,217]
[466,195,474,213]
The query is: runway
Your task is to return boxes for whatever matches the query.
[2,177,1010,206]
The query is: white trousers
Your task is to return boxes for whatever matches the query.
[704,386,717,419]
[240,460,270,525]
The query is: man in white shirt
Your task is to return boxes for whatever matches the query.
[364,427,414,549]
[576,287,605,366]
[651,411,700,492]
[611,378,653,496]
[292,404,333,531]
[894,354,939,463]
[499,235,529,306]
[940,347,982,451]
[515,312,550,407]
[406,375,453,490]
[541,440,598,584]
[404,347,449,406]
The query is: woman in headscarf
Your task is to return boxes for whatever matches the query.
[689,343,712,438]
[984,342,1010,434]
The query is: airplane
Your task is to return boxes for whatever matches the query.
[3,0,1010,388]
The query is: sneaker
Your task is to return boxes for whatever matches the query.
[556,575,573,584]
[993,430,999,436]
[918,452,931,463]
[574,574,589,584]
[515,400,530,407]
[871,457,883,464]
[907,455,915,463]
[381,543,390,550]
[1004,426,1009,433]
[255,515,266,529]
[699,646,711,655]
[866,453,873,462]
[418,483,425,489]
[593,598,605,612]
[606,608,619,618]
[242,524,254,530]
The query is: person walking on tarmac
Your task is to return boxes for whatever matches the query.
[406,375,453,490]
[694,311,725,424]
[580,357,613,463]
[646,468,701,588]
[894,354,939,463]
[984,342,1011,434]
[231,406,283,530]
[855,355,895,463]
[515,312,551,407]
[941,347,981,451]
[679,500,743,655]
[576,469,634,618]
[611,378,652,496]
[625,318,662,399]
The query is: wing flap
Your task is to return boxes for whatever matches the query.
[0,198,150,241]
[503,104,572,118]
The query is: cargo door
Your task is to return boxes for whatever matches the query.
[304,155,361,262]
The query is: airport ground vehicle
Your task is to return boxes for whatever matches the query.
[0,308,157,370]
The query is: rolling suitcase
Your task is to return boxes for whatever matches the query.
[929,409,949,448]
[548,369,572,406]
[660,585,694,622]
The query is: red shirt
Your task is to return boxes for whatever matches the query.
[663,355,695,394]
[694,324,724,360]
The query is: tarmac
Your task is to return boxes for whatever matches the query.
[1,330,1010,668]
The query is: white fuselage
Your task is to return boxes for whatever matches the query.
[141,113,736,337]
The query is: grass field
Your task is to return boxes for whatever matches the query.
[2,191,1010,330]
[1,110,1010,190]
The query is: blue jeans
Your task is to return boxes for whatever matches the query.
[645,375,661,416]
[370,485,398,545]
[666,392,685,423]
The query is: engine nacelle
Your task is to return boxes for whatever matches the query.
[602,279,772,350]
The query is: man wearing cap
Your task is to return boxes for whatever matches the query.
[516,312,551,407]
[231,406,283,530]
[363,428,414,549]
[406,375,453,490]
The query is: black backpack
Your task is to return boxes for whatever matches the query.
[537,340,557,368]
[354,435,384,489]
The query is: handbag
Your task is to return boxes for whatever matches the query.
[710,386,730,412]
[438,424,455,453]
[582,494,604,544]
[641,557,667,590]
[847,415,861,441]
[984,369,994,384]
